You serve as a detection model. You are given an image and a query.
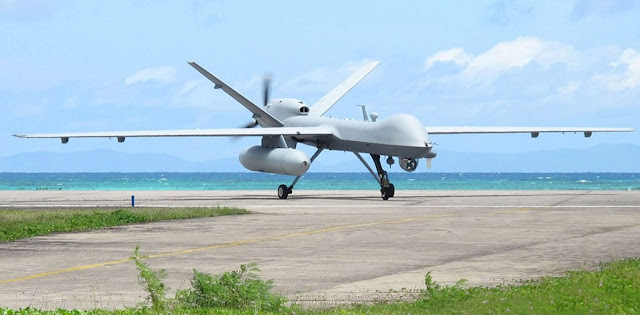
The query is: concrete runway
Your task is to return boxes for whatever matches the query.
[1,190,640,309]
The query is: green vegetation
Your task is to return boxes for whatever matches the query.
[330,259,640,314]
[2,257,640,314]
[132,246,168,312]
[129,247,286,314]
[175,263,286,312]
[0,207,248,242]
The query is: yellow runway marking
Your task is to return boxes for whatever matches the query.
[0,259,131,284]
[0,214,455,284]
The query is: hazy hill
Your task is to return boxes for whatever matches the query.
[1,144,638,172]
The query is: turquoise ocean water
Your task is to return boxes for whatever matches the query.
[0,173,638,191]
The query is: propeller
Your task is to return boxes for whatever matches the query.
[241,119,259,128]
[263,73,271,107]
[240,73,272,129]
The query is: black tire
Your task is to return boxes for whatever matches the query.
[389,183,395,198]
[278,184,289,199]
[381,187,391,200]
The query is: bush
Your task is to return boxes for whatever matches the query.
[175,262,287,312]
[131,246,168,312]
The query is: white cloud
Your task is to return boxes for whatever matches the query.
[176,80,200,96]
[464,37,574,83]
[424,37,575,85]
[557,80,581,95]
[595,48,640,91]
[417,38,640,123]
[124,66,176,85]
[424,48,471,70]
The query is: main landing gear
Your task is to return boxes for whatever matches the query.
[277,146,325,199]
[278,184,291,199]
[372,154,395,200]
[274,146,396,201]
[353,152,395,200]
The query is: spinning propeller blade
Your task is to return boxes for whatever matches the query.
[242,119,259,128]
[236,74,271,132]
[263,73,272,107]
[239,74,272,130]
[187,61,283,127]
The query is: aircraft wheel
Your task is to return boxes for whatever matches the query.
[278,184,289,199]
[381,187,391,200]
[389,183,395,198]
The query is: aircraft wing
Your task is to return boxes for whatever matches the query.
[426,126,634,136]
[310,61,380,117]
[13,127,333,142]
[188,61,284,127]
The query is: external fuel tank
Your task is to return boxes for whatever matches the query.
[239,146,310,176]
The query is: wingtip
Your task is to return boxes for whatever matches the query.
[368,60,381,67]
[367,60,381,70]
[13,134,26,138]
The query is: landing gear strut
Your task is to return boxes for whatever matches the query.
[277,145,325,199]
[371,154,395,200]
[353,152,395,200]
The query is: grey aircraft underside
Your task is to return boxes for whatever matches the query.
[15,61,634,200]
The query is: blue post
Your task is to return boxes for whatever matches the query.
[131,195,135,207]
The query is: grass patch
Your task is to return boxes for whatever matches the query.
[331,258,640,314]
[1,258,639,314]
[175,262,287,312]
[128,247,288,314]
[0,207,248,242]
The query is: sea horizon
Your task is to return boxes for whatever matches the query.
[1,172,638,191]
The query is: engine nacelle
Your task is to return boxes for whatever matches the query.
[399,158,419,172]
[239,146,310,176]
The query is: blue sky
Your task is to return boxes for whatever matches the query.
[1,0,639,169]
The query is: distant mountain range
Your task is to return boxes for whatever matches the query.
[1,144,638,172]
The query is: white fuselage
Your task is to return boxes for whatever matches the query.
[262,98,435,159]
